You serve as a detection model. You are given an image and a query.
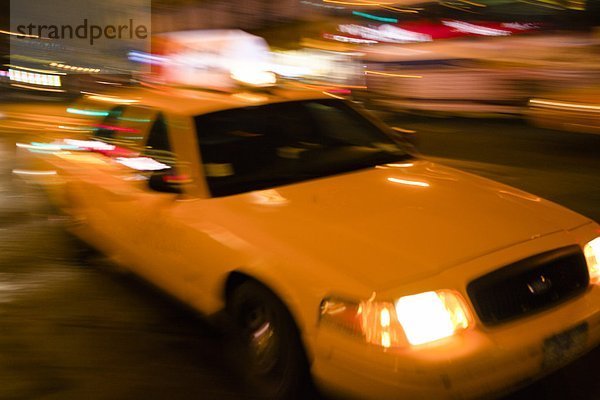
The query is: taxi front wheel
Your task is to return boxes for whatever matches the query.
[227,280,314,400]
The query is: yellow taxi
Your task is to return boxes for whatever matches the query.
[18,84,600,399]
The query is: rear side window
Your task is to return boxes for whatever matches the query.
[145,113,172,153]
[143,113,177,167]
[94,106,126,140]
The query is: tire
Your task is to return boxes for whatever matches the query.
[227,280,313,400]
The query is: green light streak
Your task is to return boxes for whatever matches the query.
[352,11,398,23]
[118,116,152,123]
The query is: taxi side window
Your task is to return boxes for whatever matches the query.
[143,113,182,194]
[94,106,126,141]
[145,113,172,153]
[144,113,177,167]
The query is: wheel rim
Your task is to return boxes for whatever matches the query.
[240,302,280,375]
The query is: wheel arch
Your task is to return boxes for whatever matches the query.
[222,269,318,362]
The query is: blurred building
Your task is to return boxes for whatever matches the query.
[152,0,316,32]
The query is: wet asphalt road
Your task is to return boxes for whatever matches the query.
[0,132,254,399]
[0,109,599,399]
[394,116,600,223]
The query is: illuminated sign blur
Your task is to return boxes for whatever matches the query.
[8,68,62,86]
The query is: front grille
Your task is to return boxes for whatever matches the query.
[467,246,589,326]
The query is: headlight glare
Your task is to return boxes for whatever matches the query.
[395,290,472,346]
[584,237,600,284]
[320,290,473,348]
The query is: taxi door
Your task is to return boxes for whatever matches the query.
[102,111,222,309]
[62,105,176,266]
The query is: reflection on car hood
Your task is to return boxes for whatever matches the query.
[216,160,590,288]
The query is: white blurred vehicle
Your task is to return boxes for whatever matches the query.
[361,33,599,116]
[149,30,273,90]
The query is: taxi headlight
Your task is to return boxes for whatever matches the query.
[320,290,473,348]
[584,237,600,284]
[395,290,473,346]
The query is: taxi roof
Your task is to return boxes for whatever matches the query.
[88,85,333,117]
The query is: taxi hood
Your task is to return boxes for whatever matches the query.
[220,160,590,289]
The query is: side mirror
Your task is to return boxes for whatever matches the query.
[148,171,191,194]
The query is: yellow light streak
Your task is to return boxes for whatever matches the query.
[85,94,139,104]
[0,29,39,38]
[518,0,566,10]
[391,127,416,134]
[324,0,398,5]
[10,83,66,93]
[380,6,420,13]
[458,0,487,6]
[529,98,600,112]
[322,91,346,100]
[365,70,422,79]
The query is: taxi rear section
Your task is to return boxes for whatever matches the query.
[310,224,600,400]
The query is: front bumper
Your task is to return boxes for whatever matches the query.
[312,284,600,400]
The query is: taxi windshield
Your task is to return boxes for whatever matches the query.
[194,99,411,197]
